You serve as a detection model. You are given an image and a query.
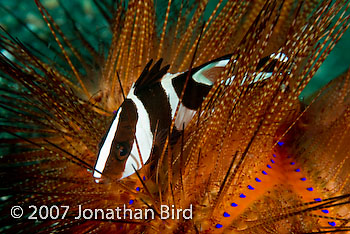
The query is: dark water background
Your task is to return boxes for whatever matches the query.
[0,0,349,102]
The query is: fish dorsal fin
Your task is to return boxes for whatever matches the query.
[134,59,170,94]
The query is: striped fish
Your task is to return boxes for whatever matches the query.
[93,53,288,182]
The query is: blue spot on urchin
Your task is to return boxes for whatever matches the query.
[267,164,272,169]
[239,193,246,198]
[255,178,261,182]
[290,162,295,165]
[231,203,238,207]
[247,185,255,190]
[215,224,223,228]
[113,110,117,114]
[295,168,300,172]
[262,170,268,175]
[307,187,313,191]
[223,212,230,217]
[314,198,322,202]
[129,200,134,205]
[143,176,146,181]
[328,221,336,226]
[272,154,276,158]
[277,141,284,146]
[270,159,275,164]
[136,187,140,192]
[322,209,329,213]
[300,177,306,181]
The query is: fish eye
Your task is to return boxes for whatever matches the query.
[116,142,130,160]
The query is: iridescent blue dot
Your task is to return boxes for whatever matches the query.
[255,178,261,182]
[247,185,255,190]
[272,154,276,158]
[314,198,322,202]
[223,212,230,217]
[239,193,246,198]
[290,162,295,165]
[262,170,268,175]
[295,168,300,172]
[113,110,117,114]
[231,203,238,207]
[307,187,313,191]
[129,200,134,205]
[277,141,284,146]
[136,187,140,192]
[322,209,329,213]
[328,221,336,226]
[271,159,275,164]
[267,164,272,169]
[143,176,146,181]
[300,177,306,181]
[215,224,223,228]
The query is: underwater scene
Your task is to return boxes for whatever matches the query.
[0,0,350,233]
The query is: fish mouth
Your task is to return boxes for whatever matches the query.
[93,169,123,184]
[92,149,143,182]
[92,169,105,183]
[120,153,142,179]
[92,174,104,184]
